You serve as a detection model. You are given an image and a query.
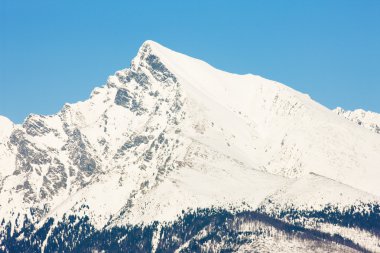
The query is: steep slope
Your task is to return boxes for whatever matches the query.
[0,40,380,252]
[334,107,380,134]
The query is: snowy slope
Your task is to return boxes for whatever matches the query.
[259,173,380,252]
[334,107,380,134]
[0,40,380,252]
[260,172,380,211]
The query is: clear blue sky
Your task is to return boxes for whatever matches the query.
[1,0,379,123]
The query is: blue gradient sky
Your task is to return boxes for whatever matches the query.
[1,0,379,123]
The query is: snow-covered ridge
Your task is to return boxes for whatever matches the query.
[334,107,380,134]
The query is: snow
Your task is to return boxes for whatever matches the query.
[0,116,16,179]
[0,116,14,141]
[314,223,380,253]
[260,172,380,211]
[120,153,287,225]
[334,106,380,134]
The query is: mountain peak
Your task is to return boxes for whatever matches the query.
[136,40,172,60]
[141,40,164,50]
[131,40,171,71]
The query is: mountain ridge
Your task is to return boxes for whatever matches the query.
[334,107,380,134]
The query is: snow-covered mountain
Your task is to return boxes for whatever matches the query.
[1,41,379,252]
